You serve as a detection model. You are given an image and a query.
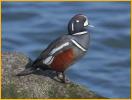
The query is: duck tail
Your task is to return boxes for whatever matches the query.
[16,58,37,76]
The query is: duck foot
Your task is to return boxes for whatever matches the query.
[56,72,71,83]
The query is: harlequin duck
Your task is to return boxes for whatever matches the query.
[17,14,93,83]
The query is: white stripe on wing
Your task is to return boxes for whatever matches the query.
[50,42,69,55]
[43,56,54,65]
[43,42,70,65]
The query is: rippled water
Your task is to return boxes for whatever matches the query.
[2,2,130,98]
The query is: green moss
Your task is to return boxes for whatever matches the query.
[48,85,57,98]
[2,83,28,99]
[48,89,55,97]
[65,84,80,98]
[63,83,87,98]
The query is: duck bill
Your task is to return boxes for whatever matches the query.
[88,24,95,28]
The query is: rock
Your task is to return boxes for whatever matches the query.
[2,52,104,99]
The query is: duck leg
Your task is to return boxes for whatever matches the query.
[56,72,70,83]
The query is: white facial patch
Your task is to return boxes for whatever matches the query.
[71,39,86,52]
[50,42,70,55]
[72,23,74,31]
[80,15,89,27]
[84,19,88,27]
[76,20,79,23]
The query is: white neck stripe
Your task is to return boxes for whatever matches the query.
[72,31,87,35]
[71,39,86,52]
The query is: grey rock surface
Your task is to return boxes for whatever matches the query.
[2,52,104,99]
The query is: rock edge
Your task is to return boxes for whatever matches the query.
[2,52,104,99]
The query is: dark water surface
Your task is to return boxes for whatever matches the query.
[2,2,130,98]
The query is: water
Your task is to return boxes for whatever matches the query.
[2,2,130,98]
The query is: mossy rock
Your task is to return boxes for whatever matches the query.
[2,52,104,99]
